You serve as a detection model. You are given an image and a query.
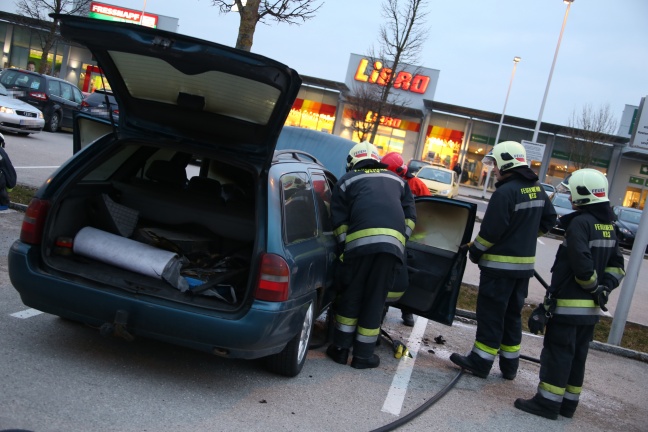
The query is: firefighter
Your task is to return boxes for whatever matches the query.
[450,141,557,379]
[326,142,416,369]
[0,143,17,211]
[515,169,625,420]
[381,151,430,326]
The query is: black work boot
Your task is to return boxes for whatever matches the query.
[514,396,559,420]
[351,354,380,369]
[449,353,490,378]
[326,344,349,365]
[402,312,415,327]
[500,357,519,380]
[560,399,578,418]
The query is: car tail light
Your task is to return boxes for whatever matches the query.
[29,91,48,101]
[255,253,290,302]
[81,100,90,107]
[20,198,51,245]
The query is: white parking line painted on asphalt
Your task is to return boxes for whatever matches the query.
[381,316,428,416]
[14,166,60,170]
[10,308,44,319]
[537,238,545,245]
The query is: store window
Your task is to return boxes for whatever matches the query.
[422,125,463,169]
[544,139,612,187]
[623,177,648,209]
[285,88,338,133]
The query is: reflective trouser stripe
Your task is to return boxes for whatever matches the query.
[472,341,498,361]
[499,344,521,359]
[385,290,405,304]
[538,382,565,403]
[335,315,357,334]
[356,326,380,344]
[564,386,581,401]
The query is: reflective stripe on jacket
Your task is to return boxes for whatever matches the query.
[471,175,557,277]
[331,166,416,262]
[549,209,625,325]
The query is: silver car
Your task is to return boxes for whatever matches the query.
[0,82,45,135]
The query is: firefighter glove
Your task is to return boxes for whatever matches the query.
[528,304,548,335]
[592,285,611,312]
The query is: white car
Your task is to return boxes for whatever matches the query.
[0,82,45,135]
[415,165,460,198]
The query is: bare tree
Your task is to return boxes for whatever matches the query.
[561,104,619,170]
[15,0,92,75]
[352,0,428,143]
[210,0,323,51]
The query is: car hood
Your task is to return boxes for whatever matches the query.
[0,94,42,113]
[55,14,301,167]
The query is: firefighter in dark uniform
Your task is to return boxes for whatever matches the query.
[326,141,416,369]
[450,141,557,379]
[381,151,430,327]
[515,168,625,420]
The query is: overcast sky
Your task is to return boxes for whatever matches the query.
[7,0,647,128]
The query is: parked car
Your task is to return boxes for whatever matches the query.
[0,82,45,135]
[415,165,460,198]
[9,14,477,377]
[0,68,83,132]
[541,183,556,196]
[406,159,431,176]
[613,206,642,250]
[549,192,575,235]
[80,88,119,123]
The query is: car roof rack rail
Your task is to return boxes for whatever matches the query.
[273,149,322,166]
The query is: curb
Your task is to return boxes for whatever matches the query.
[9,201,28,212]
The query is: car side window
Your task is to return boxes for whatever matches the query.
[48,80,61,97]
[61,83,72,101]
[281,172,317,244]
[72,86,83,103]
[311,173,333,233]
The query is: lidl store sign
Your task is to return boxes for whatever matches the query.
[89,2,158,28]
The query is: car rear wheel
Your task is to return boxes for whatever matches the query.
[47,112,61,132]
[263,302,314,377]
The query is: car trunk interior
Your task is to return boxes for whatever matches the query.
[42,142,258,311]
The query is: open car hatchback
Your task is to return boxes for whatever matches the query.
[9,14,477,377]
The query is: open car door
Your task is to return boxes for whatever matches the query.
[395,196,477,325]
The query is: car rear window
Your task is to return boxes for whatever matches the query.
[0,70,44,90]
[109,51,281,125]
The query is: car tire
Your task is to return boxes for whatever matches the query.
[47,112,61,132]
[263,301,314,377]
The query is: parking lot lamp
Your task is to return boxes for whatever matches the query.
[531,0,574,143]
[482,56,521,199]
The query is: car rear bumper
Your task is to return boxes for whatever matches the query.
[8,241,312,359]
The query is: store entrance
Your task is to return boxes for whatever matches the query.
[623,185,647,209]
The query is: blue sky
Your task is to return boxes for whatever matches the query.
[6,0,647,127]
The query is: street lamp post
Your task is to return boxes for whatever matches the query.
[482,56,521,199]
[531,0,574,143]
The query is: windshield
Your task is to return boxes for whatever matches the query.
[418,167,452,184]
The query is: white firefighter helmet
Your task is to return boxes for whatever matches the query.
[482,141,528,172]
[346,141,381,170]
[564,168,609,206]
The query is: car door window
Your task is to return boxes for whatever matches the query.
[311,173,333,233]
[48,80,61,97]
[61,83,72,101]
[282,172,317,244]
[71,86,83,104]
